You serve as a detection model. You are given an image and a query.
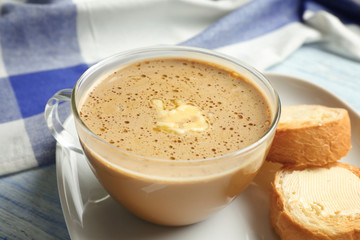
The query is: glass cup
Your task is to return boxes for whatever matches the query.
[45,46,280,226]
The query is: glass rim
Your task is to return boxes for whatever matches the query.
[71,45,281,163]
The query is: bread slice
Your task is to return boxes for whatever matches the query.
[270,162,360,240]
[266,105,351,167]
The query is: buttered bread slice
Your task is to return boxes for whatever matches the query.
[267,105,351,167]
[270,162,360,240]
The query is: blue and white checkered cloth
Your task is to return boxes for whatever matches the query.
[1,0,359,176]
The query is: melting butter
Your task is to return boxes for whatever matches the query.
[151,99,209,134]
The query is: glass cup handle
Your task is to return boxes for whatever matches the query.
[44,89,83,154]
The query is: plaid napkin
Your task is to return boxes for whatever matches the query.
[0,0,359,176]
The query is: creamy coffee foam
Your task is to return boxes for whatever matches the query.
[79,58,271,160]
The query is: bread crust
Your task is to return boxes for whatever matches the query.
[270,162,360,240]
[266,105,351,167]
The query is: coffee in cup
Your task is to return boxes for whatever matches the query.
[46,46,280,226]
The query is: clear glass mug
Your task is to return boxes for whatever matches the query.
[45,46,280,226]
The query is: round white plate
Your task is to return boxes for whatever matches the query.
[56,73,360,240]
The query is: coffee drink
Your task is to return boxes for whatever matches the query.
[75,55,276,226]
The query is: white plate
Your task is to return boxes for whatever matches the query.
[56,73,360,240]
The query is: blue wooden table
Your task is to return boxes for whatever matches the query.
[0,43,359,240]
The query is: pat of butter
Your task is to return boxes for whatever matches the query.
[151,99,209,134]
